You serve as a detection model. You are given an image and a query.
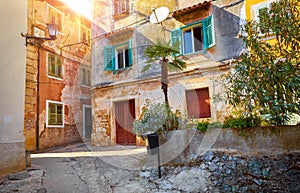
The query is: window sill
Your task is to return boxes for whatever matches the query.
[259,34,276,41]
[183,49,208,56]
[113,11,130,20]
[113,66,132,74]
[48,75,63,81]
[46,125,64,128]
[80,84,91,88]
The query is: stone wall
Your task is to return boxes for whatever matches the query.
[152,126,300,192]
[196,150,299,192]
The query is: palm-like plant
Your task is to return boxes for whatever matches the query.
[143,38,186,104]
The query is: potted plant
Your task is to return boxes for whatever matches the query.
[132,102,185,149]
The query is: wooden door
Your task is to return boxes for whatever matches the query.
[115,100,136,145]
[83,106,92,139]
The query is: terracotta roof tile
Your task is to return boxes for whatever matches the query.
[172,1,211,18]
[105,27,134,37]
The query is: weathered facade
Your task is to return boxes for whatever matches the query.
[24,0,92,151]
[0,0,27,176]
[91,0,245,146]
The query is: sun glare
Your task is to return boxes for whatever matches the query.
[62,0,91,19]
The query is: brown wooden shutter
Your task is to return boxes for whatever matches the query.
[197,87,211,118]
[114,0,120,15]
[186,90,199,118]
[186,88,211,118]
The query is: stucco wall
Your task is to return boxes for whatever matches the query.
[0,0,27,176]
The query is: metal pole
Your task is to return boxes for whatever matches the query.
[157,146,161,178]
[36,46,40,151]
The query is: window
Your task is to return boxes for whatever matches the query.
[46,100,64,127]
[113,0,129,15]
[252,1,273,35]
[104,40,133,72]
[48,5,62,31]
[171,15,215,55]
[81,67,91,86]
[186,87,211,119]
[48,53,63,79]
[80,24,90,45]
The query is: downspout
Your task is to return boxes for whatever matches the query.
[36,46,40,151]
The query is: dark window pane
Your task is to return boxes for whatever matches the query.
[125,49,129,67]
[117,50,123,69]
[194,26,203,52]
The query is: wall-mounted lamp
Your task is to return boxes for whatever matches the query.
[21,23,59,46]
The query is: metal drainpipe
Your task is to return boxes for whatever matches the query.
[36,46,40,151]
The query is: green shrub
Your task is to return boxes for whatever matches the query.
[223,116,261,129]
[197,121,209,132]
[208,121,223,129]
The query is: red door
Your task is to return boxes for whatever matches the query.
[115,100,136,145]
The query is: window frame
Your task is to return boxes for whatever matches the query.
[171,15,215,55]
[115,43,131,70]
[113,0,129,17]
[46,100,64,128]
[104,39,133,73]
[47,4,63,31]
[185,87,211,119]
[79,23,91,45]
[47,53,63,80]
[182,23,204,54]
[251,0,274,36]
[80,66,91,87]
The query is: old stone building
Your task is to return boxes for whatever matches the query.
[24,0,92,151]
[91,0,245,146]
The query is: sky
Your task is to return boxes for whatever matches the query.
[62,0,91,19]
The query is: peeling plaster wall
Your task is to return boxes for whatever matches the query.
[24,0,91,151]
[91,0,244,146]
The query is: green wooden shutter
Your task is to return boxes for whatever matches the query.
[203,15,215,49]
[57,57,62,78]
[56,104,63,124]
[87,69,91,86]
[104,46,114,71]
[48,54,56,76]
[57,13,62,31]
[171,28,182,54]
[48,103,57,125]
[128,39,132,66]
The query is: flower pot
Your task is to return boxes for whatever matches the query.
[147,133,159,149]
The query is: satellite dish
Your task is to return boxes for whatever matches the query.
[150,7,169,24]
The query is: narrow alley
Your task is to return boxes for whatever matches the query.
[0,142,211,193]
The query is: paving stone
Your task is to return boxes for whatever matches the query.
[8,173,31,180]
